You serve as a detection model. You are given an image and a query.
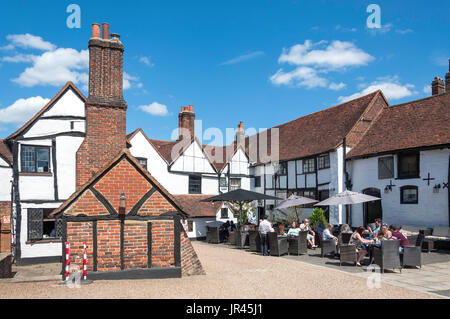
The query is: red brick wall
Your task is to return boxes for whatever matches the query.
[0,201,11,253]
[95,159,151,214]
[66,221,93,271]
[76,105,126,188]
[138,191,175,217]
[180,225,205,276]
[66,189,109,216]
[124,220,148,269]
[151,220,175,267]
[65,156,204,276]
[97,220,121,271]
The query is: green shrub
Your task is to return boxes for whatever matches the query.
[309,208,328,228]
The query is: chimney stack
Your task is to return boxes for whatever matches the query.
[432,77,445,96]
[178,105,195,140]
[236,121,245,149]
[76,23,127,188]
[446,59,450,93]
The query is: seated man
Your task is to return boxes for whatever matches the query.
[389,224,410,253]
[368,218,382,239]
[300,218,317,248]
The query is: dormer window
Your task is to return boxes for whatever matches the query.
[21,145,50,173]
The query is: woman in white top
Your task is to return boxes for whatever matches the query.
[323,224,338,245]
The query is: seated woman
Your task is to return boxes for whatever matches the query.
[323,224,338,245]
[374,224,391,241]
[287,221,301,236]
[350,226,374,266]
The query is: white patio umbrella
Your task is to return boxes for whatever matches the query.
[314,190,381,206]
[275,194,318,223]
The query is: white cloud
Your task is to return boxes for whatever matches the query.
[139,56,154,67]
[138,102,169,116]
[270,67,327,89]
[123,72,142,90]
[335,25,357,32]
[2,54,37,63]
[338,76,416,102]
[278,40,373,70]
[271,40,373,90]
[423,85,431,95]
[6,33,56,51]
[12,48,89,87]
[219,51,264,66]
[329,82,346,91]
[0,96,50,123]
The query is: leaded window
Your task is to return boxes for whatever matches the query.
[254,176,261,188]
[21,145,50,173]
[136,157,148,170]
[318,154,330,169]
[230,178,241,191]
[220,208,228,219]
[220,177,228,187]
[398,152,419,179]
[302,158,315,173]
[188,175,202,194]
[378,156,394,179]
[27,208,62,241]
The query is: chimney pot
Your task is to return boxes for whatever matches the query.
[432,77,445,96]
[92,23,101,38]
[189,105,193,112]
[102,23,110,39]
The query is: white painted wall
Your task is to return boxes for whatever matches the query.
[0,164,12,201]
[19,203,62,258]
[350,149,450,228]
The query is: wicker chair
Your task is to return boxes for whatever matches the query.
[288,231,308,255]
[206,226,221,244]
[402,233,424,268]
[339,244,357,266]
[372,239,402,273]
[249,231,261,252]
[339,232,353,245]
[235,230,249,248]
[268,232,288,256]
[321,238,337,258]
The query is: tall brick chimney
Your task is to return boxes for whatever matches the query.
[445,59,450,93]
[76,23,127,187]
[178,105,195,140]
[431,77,445,96]
[236,121,245,149]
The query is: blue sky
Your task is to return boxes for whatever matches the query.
[0,0,449,145]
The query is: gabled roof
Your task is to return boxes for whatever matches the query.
[244,90,382,164]
[0,140,12,165]
[347,92,450,159]
[51,148,187,217]
[127,127,221,172]
[5,82,86,141]
[173,195,230,218]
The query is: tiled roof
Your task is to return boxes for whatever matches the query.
[0,140,12,165]
[5,82,86,141]
[173,195,229,218]
[244,91,381,164]
[347,92,450,159]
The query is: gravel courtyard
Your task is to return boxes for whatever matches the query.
[0,242,438,299]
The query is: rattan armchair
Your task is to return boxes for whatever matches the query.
[321,238,337,258]
[402,233,424,268]
[268,232,288,256]
[288,231,308,255]
[372,239,402,273]
[249,231,261,252]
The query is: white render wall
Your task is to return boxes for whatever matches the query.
[0,160,12,201]
[349,148,450,228]
[19,203,62,258]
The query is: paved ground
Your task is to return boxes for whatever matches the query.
[0,242,439,299]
